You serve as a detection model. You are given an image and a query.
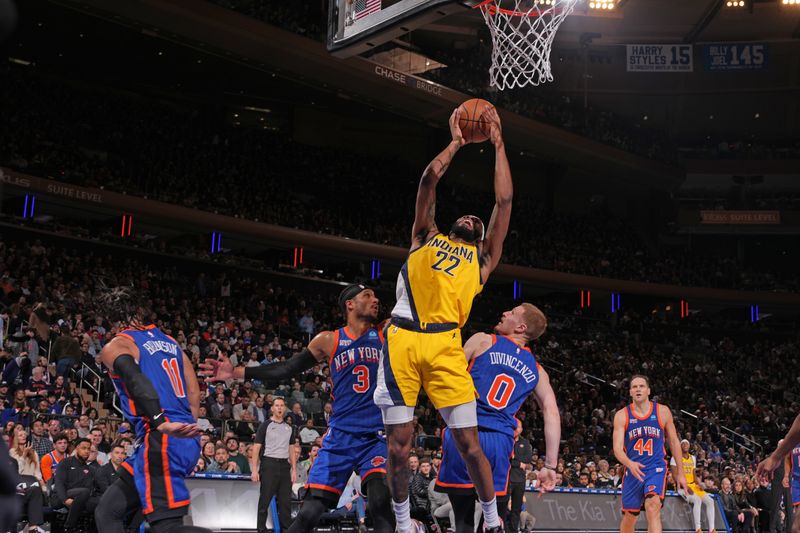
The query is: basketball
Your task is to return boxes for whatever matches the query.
[458,98,494,143]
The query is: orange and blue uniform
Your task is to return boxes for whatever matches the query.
[110,325,200,521]
[436,335,539,495]
[306,326,387,497]
[621,402,667,512]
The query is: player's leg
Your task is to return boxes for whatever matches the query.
[148,516,211,533]
[374,326,422,533]
[497,495,510,530]
[290,428,358,533]
[701,494,716,532]
[446,413,499,529]
[685,493,702,531]
[508,479,524,533]
[363,476,394,533]
[357,433,394,533]
[643,495,662,533]
[450,493,476,533]
[95,470,143,533]
[620,469,644,533]
[276,460,294,530]
[257,463,280,533]
[793,505,800,533]
[427,331,499,530]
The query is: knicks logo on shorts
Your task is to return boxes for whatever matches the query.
[648,485,656,491]
[371,456,386,467]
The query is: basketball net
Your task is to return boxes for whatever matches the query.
[477,0,578,90]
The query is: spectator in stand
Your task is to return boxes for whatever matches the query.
[89,428,108,466]
[226,437,250,474]
[75,414,92,439]
[288,401,306,428]
[52,324,81,378]
[95,443,128,494]
[210,392,231,420]
[409,458,435,521]
[196,405,214,432]
[30,419,53,458]
[9,424,44,489]
[508,419,533,533]
[24,367,49,402]
[207,445,240,474]
[428,477,454,532]
[254,395,269,424]
[233,395,257,421]
[11,456,46,533]
[299,418,320,445]
[313,402,333,427]
[41,433,68,483]
[53,438,99,533]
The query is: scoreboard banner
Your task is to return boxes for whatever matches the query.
[703,42,768,71]
[626,44,693,72]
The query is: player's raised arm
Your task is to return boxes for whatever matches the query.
[411,108,466,250]
[758,414,800,481]
[183,353,201,420]
[100,336,198,437]
[660,404,689,493]
[200,330,334,383]
[479,107,513,283]
[532,367,560,493]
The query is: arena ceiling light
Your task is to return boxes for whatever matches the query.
[725,0,746,7]
[783,0,800,5]
[587,0,616,9]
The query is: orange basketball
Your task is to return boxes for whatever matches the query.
[458,98,494,143]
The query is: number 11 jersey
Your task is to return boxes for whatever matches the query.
[111,325,194,438]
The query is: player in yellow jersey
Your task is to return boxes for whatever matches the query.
[670,440,716,533]
[374,106,512,533]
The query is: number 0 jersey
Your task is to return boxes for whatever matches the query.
[623,401,667,469]
[392,233,483,327]
[111,325,194,438]
[470,334,539,435]
[328,326,384,434]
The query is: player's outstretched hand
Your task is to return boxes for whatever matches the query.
[675,474,690,495]
[159,422,202,438]
[449,108,466,147]
[199,353,235,382]
[536,468,557,496]
[756,454,781,482]
[483,107,503,146]
[626,461,646,482]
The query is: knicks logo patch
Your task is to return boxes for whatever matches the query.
[371,456,386,467]
[648,485,656,491]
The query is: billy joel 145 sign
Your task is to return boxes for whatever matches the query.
[703,43,768,71]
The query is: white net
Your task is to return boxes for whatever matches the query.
[479,0,578,90]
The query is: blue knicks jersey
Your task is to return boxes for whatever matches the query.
[624,402,666,468]
[328,326,383,434]
[791,446,800,479]
[111,325,194,437]
[470,335,539,435]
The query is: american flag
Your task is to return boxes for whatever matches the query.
[354,0,381,20]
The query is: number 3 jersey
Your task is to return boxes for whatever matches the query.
[471,334,540,435]
[392,233,483,328]
[328,326,384,434]
[111,325,195,438]
[623,401,667,469]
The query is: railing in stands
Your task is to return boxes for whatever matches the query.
[679,409,762,453]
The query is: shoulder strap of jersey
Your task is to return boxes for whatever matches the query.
[328,329,341,365]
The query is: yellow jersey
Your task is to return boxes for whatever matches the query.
[681,455,696,484]
[392,233,483,328]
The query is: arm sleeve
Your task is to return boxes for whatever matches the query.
[113,354,166,428]
[243,349,318,383]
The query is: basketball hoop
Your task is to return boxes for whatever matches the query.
[475,0,578,90]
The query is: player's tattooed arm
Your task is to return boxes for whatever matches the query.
[411,108,465,249]
[479,107,512,283]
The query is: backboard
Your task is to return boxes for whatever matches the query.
[327,0,477,58]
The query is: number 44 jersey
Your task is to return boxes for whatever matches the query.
[110,325,195,438]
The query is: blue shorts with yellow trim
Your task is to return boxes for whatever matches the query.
[621,463,667,512]
[374,323,475,410]
[435,427,514,496]
[124,430,200,521]
[306,427,388,498]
